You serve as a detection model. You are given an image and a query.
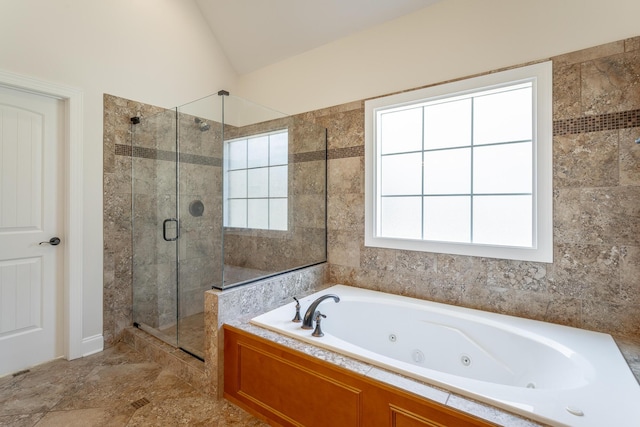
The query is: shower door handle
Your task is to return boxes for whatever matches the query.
[162,218,179,241]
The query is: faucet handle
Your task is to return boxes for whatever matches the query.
[312,311,326,337]
[292,297,302,322]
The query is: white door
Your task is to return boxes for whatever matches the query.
[0,85,64,377]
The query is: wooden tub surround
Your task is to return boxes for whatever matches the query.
[224,325,496,427]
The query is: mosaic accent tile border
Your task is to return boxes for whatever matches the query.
[115,108,640,164]
[321,109,640,160]
[180,152,221,167]
[327,145,365,160]
[553,109,640,136]
[291,150,326,163]
[114,144,132,157]
[116,144,326,165]
[115,144,220,166]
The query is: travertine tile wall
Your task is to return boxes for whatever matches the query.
[313,37,640,339]
[129,109,178,330]
[104,95,166,346]
[104,96,224,344]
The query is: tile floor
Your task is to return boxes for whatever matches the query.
[0,342,267,427]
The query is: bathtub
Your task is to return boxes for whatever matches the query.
[250,284,640,427]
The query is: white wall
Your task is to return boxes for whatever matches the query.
[236,0,640,115]
[0,0,237,348]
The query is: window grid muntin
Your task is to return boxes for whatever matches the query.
[469,97,475,242]
[377,81,534,247]
[224,129,288,230]
[420,104,425,240]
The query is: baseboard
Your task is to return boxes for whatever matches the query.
[81,334,104,357]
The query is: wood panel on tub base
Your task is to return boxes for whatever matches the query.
[223,325,497,427]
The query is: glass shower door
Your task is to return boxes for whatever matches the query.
[131,108,179,348]
[175,94,224,359]
[131,96,225,361]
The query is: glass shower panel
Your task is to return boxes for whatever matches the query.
[220,95,327,289]
[176,94,224,358]
[132,108,178,347]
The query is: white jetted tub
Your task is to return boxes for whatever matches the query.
[251,285,640,427]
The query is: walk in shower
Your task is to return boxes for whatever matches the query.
[131,92,327,359]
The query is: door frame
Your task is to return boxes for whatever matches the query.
[0,69,84,360]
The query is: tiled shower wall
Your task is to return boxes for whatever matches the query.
[104,97,224,343]
[315,37,640,339]
[129,109,225,329]
[104,95,165,346]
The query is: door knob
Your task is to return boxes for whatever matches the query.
[39,237,61,246]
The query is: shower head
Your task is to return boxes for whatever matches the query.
[194,117,210,132]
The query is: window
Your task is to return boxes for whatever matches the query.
[364,62,552,262]
[224,129,288,231]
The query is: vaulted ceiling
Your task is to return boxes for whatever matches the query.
[195,0,441,74]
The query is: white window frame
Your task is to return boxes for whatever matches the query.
[223,129,289,231]
[364,61,553,262]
